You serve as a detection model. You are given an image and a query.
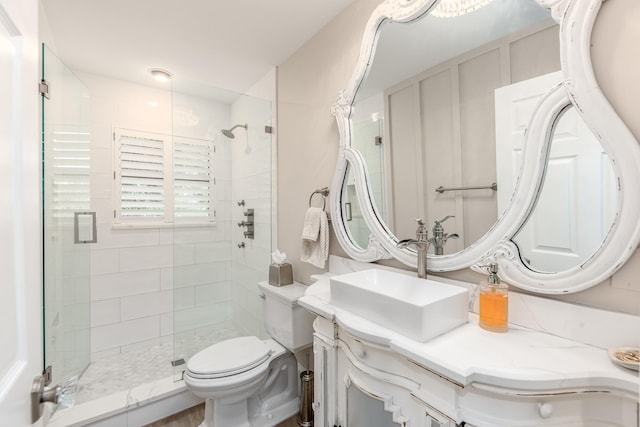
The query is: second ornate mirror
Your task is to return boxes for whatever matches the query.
[329,0,640,293]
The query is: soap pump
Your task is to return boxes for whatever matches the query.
[479,262,508,332]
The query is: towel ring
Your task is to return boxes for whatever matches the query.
[309,187,330,210]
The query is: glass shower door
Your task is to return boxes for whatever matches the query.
[171,82,273,378]
[42,44,92,395]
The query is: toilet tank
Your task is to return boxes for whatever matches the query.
[258,281,314,353]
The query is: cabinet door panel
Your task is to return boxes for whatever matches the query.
[347,384,399,427]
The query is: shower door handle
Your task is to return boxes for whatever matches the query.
[74,211,97,244]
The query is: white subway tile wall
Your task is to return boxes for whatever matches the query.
[82,71,274,363]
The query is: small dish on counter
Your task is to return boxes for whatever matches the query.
[608,347,640,371]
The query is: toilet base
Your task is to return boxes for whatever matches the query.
[192,346,300,427]
[198,395,299,427]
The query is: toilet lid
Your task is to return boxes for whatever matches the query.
[187,336,272,378]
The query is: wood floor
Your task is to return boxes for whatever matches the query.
[143,403,300,427]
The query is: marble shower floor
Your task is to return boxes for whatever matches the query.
[75,328,241,405]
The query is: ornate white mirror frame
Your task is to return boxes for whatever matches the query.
[329,0,640,294]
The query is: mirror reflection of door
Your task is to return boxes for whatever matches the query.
[495,72,564,214]
[496,71,616,272]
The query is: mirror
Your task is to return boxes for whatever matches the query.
[352,0,559,254]
[330,0,640,293]
[347,107,385,249]
[513,105,616,273]
[342,163,368,249]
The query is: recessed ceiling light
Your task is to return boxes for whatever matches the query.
[148,68,173,82]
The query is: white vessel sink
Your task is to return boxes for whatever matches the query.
[330,269,468,342]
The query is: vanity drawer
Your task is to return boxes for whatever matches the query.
[460,386,639,427]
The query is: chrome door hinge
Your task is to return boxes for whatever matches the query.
[39,79,50,99]
[43,365,52,386]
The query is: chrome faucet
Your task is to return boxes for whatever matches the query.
[397,219,430,278]
[429,215,459,255]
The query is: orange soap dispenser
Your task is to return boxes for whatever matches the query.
[479,262,508,332]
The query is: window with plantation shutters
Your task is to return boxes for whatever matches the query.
[173,136,214,221]
[114,128,215,226]
[115,129,166,221]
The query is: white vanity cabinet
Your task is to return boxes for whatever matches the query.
[311,315,639,427]
[314,316,460,427]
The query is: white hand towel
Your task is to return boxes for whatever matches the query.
[301,207,329,268]
[301,207,323,241]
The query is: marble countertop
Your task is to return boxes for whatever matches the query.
[299,276,640,398]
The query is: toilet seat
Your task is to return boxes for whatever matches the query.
[186,336,272,379]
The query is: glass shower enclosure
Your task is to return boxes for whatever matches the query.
[41,46,274,409]
[171,81,274,377]
[41,44,92,394]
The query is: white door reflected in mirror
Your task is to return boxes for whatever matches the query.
[495,72,616,273]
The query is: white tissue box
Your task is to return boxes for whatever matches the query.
[269,263,293,286]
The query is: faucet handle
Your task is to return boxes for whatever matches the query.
[415,219,428,241]
[433,215,455,235]
[436,215,455,225]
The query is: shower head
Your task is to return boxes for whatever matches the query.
[221,123,248,139]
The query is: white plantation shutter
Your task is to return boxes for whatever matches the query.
[47,130,91,221]
[116,129,167,220]
[174,137,214,222]
[114,128,215,225]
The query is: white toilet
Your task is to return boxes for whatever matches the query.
[184,282,315,427]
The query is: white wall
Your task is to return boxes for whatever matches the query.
[277,0,640,315]
[277,0,382,281]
